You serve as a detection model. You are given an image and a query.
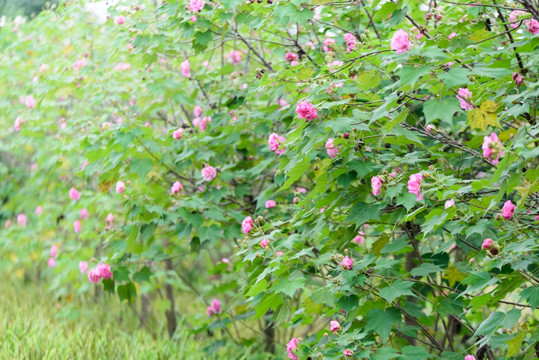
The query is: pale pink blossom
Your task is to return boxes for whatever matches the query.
[114,62,131,71]
[482,238,493,250]
[189,0,205,12]
[353,232,365,244]
[25,95,36,109]
[48,258,56,268]
[265,200,276,209]
[31,163,37,171]
[448,32,457,40]
[325,138,339,158]
[39,64,49,73]
[80,208,90,220]
[287,338,299,360]
[329,60,344,72]
[14,117,23,131]
[5,220,10,229]
[268,133,286,155]
[241,216,253,234]
[79,261,88,274]
[206,298,221,316]
[344,349,353,357]
[445,199,455,209]
[173,128,184,139]
[114,15,125,24]
[293,197,299,204]
[482,133,504,165]
[390,30,411,54]
[69,187,80,201]
[88,268,101,283]
[469,258,475,264]
[201,166,217,181]
[74,219,81,233]
[330,320,340,333]
[116,181,125,194]
[407,173,424,200]
[371,176,383,196]
[305,41,315,50]
[296,100,318,120]
[285,52,298,62]
[297,187,307,194]
[508,10,525,29]
[97,262,113,279]
[457,88,473,111]
[180,59,190,78]
[227,50,242,65]
[341,256,353,270]
[260,238,270,249]
[501,200,515,219]
[81,160,89,171]
[74,58,87,72]
[276,251,284,257]
[191,15,197,22]
[105,213,114,230]
[51,244,58,258]
[526,19,539,35]
[344,33,357,52]
[17,213,27,227]
[35,206,43,215]
[171,181,183,194]
[323,38,336,53]
[194,105,202,117]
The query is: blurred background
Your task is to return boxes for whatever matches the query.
[0,0,57,17]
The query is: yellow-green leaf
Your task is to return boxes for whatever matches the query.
[467,101,501,131]
[443,265,467,287]
[506,331,526,358]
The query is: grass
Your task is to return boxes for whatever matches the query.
[0,281,216,359]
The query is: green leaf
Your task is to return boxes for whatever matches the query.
[438,68,472,88]
[346,202,383,225]
[117,282,137,303]
[246,279,268,297]
[272,278,304,298]
[423,97,460,125]
[279,156,311,191]
[337,294,358,315]
[521,286,539,309]
[365,307,401,341]
[130,158,153,179]
[400,346,431,360]
[133,266,152,283]
[410,263,442,277]
[379,280,415,304]
[398,66,430,87]
[474,309,520,338]
[372,346,400,360]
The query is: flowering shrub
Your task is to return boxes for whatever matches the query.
[0,0,538,359]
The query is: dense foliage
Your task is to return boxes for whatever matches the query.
[0,0,538,359]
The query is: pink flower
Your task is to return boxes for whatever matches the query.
[265,200,276,209]
[39,64,49,73]
[17,213,27,227]
[297,187,307,194]
[81,160,89,171]
[276,251,284,257]
[173,128,184,139]
[241,216,253,234]
[325,138,339,158]
[407,173,424,200]
[305,41,315,50]
[341,256,353,270]
[329,60,344,72]
[260,238,270,249]
[114,62,131,71]
[482,133,504,165]
[482,238,493,250]
[206,298,222,316]
[371,176,383,196]
[469,258,475,264]
[344,33,357,52]
[35,206,43,215]
[74,220,81,233]
[190,15,197,22]
[445,199,455,209]
[323,38,335,53]
[353,232,365,244]
[457,88,473,111]
[285,52,298,62]
[171,181,183,194]
[180,59,190,78]
[268,133,286,155]
[512,72,524,86]
[51,244,58,258]
[344,349,353,357]
[116,181,125,194]
[465,356,476,360]
[330,320,340,333]
[194,105,202,117]
[201,166,217,182]
[79,261,88,274]
[189,0,205,12]
[390,30,411,54]
[97,263,113,279]
[114,15,125,24]
[25,95,36,109]
[296,100,318,120]
[88,268,101,283]
[508,10,525,29]
[14,116,23,131]
[48,258,56,268]
[501,200,515,219]
[80,208,90,220]
[411,27,423,40]
[221,257,229,264]
[287,338,299,353]
[74,58,87,72]
[227,50,242,65]
[448,32,457,40]
[293,197,299,204]
[5,220,10,229]
[526,19,539,35]
[69,187,80,201]
[105,213,114,230]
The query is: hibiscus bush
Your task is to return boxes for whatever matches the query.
[1,0,538,359]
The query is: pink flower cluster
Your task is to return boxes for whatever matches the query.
[17,213,27,226]
[296,100,318,120]
[193,116,211,131]
[173,128,184,139]
[482,133,504,165]
[265,200,276,209]
[105,213,114,230]
[501,200,515,219]
[171,181,183,194]
[390,30,411,54]
[114,62,131,71]
[341,256,353,270]
[343,33,357,52]
[206,298,222,316]
[465,355,476,360]
[407,173,423,200]
[180,59,190,78]
[482,238,493,250]
[371,176,383,196]
[116,181,125,194]
[268,133,286,155]
[330,320,340,333]
[48,244,58,268]
[190,0,205,12]
[323,38,335,53]
[260,238,270,249]
[325,138,339,159]
[287,338,299,360]
[201,166,216,181]
[242,216,253,234]
[457,88,473,111]
[227,50,242,65]
[25,95,36,109]
[88,262,113,283]
[74,58,87,72]
[69,187,80,201]
[114,15,125,25]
